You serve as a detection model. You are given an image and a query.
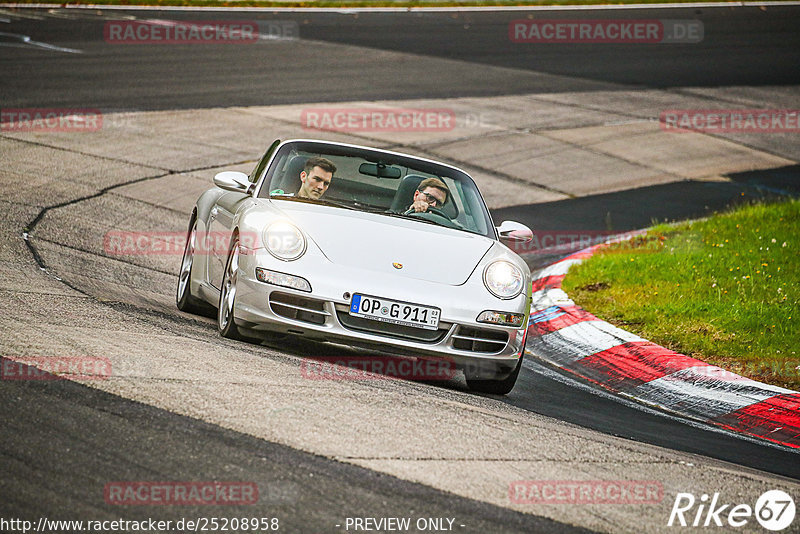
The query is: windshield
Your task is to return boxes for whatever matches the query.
[256,141,495,238]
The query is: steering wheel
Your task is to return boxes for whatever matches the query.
[404,207,450,219]
[403,206,462,230]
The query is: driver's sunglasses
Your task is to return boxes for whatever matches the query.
[418,190,443,207]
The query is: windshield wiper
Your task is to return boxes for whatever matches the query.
[350,203,392,214]
[379,210,443,227]
[271,196,453,229]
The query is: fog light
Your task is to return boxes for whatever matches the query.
[477,310,525,327]
[255,268,311,292]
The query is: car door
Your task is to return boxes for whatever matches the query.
[207,193,246,290]
[208,141,280,290]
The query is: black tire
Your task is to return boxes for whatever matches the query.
[465,355,523,395]
[218,233,260,342]
[176,212,214,317]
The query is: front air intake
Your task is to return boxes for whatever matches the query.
[451,326,508,353]
[269,293,329,325]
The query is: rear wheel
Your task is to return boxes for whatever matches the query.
[176,213,214,316]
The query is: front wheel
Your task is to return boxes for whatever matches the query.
[465,355,523,395]
[218,234,258,342]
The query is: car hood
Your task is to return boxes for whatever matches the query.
[273,201,494,285]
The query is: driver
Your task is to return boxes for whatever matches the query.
[297,157,337,199]
[407,177,449,213]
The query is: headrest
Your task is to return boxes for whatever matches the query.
[271,155,307,195]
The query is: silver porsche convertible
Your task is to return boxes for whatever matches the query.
[177,139,534,394]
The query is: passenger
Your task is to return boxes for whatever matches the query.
[407,177,449,213]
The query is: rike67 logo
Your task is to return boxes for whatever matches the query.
[668,490,795,531]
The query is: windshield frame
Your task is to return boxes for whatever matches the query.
[254,139,497,239]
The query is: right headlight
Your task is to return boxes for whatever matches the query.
[483,260,524,299]
[263,221,306,261]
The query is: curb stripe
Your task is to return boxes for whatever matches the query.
[711,393,800,447]
[535,258,583,279]
[563,341,705,390]
[661,365,793,394]
[529,305,598,336]
[632,367,792,419]
[530,274,565,293]
[532,287,574,310]
[527,320,644,366]
[525,236,800,449]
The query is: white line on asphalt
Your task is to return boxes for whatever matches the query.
[0,31,82,53]
[0,8,45,19]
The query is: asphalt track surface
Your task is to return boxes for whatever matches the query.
[2,5,800,532]
[0,358,583,533]
[1,6,799,110]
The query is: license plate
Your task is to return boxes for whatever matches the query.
[349,294,440,330]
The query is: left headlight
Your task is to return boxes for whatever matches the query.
[263,221,306,261]
[483,260,524,299]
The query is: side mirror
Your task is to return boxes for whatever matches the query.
[497,220,533,244]
[213,171,252,193]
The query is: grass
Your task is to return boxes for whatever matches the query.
[562,198,800,391]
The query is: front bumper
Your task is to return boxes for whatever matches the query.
[233,248,530,379]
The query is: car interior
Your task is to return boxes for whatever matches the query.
[261,149,491,237]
